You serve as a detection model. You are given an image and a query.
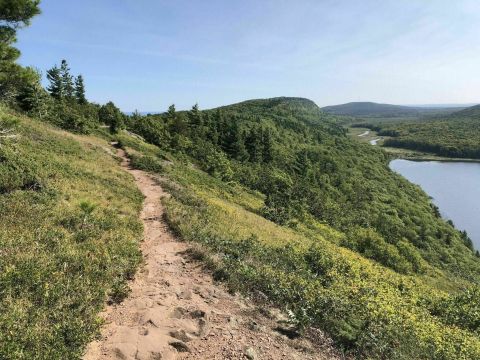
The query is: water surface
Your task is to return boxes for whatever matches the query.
[390,159,480,249]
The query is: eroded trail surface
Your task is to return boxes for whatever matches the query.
[84,149,339,360]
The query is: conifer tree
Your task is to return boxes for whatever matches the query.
[188,103,204,137]
[60,59,74,99]
[0,0,41,102]
[188,103,202,126]
[262,128,274,163]
[74,75,86,104]
[246,127,263,162]
[46,65,63,99]
[226,121,248,161]
[166,104,176,122]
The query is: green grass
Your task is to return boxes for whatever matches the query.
[0,108,143,359]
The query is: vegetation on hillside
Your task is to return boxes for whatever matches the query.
[126,98,479,279]
[0,108,143,359]
[370,105,480,158]
[116,98,480,359]
[322,101,422,117]
[2,1,480,359]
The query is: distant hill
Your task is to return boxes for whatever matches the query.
[322,102,421,117]
[449,104,480,119]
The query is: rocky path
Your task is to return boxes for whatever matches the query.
[83,148,339,360]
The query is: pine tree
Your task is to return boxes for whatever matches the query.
[0,0,41,102]
[226,121,248,161]
[204,113,219,145]
[188,103,204,137]
[166,104,176,122]
[262,128,274,163]
[74,75,86,104]
[60,59,74,99]
[246,127,262,162]
[188,103,202,126]
[46,65,63,99]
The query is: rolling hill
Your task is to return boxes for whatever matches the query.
[322,101,421,117]
[448,104,480,119]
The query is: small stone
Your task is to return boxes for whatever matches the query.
[171,306,187,319]
[177,289,192,300]
[169,329,195,343]
[169,341,190,352]
[190,309,206,319]
[244,346,257,360]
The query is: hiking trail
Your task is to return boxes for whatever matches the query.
[83,148,339,360]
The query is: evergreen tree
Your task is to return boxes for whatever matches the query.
[166,104,176,118]
[188,103,203,127]
[46,65,63,99]
[74,75,86,104]
[225,121,248,161]
[60,59,74,99]
[262,128,274,163]
[170,112,188,136]
[16,67,50,118]
[246,127,263,162]
[0,0,41,102]
[98,101,124,133]
[204,113,219,145]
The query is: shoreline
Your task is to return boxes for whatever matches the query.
[383,147,480,163]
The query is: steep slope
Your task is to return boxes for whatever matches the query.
[84,147,340,360]
[122,97,480,359]
[0,107,144,359]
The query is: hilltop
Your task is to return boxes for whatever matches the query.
[322,101,421,117]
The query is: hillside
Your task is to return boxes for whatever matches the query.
[3,97,480,359]
[322,101,421,117]
[121,97,480,359]
[449,104,480,118]
[0,107,144,359]
[374,103,480,158]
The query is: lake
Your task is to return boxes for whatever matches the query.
[390,159,480,250]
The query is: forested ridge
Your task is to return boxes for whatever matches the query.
[368,105,480,158]
[2,1,480,359]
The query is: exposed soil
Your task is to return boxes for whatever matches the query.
[83,148,341,360]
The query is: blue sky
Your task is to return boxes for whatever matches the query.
[16,0,480,111]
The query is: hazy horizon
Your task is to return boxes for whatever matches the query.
[17,0,480,111]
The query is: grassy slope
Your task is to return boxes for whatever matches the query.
[117,129,480,360]
[0,108,143,359]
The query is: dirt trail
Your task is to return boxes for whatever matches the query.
[84,149,339,360]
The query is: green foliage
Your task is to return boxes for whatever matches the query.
[125,97,480,281]
[124,96,480,358]
[46,64,63,99]
[374,107,480,159]
[0,109,143,359]
[430,286,480,333]
[129,154,164,173]
[0,0,40,104]
[74,74,86,104]
[158,161,480,359]
[99,101,124,133]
